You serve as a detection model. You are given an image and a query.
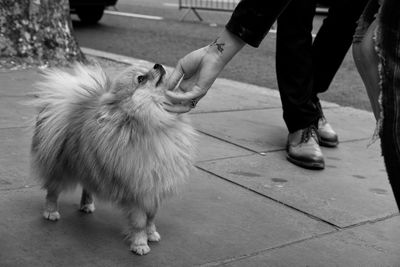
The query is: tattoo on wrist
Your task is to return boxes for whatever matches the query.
[210,38,225,53]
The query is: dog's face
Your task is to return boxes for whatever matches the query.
[101,64,176,127]
[111,63,166,95]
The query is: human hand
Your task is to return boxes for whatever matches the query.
[163,45,224,113]
[163,29,245,113]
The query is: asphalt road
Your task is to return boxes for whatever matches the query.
[72,0,371,112]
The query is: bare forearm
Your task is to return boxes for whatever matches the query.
[207,28,246,67]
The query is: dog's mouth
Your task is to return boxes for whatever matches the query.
[149,64,178,114]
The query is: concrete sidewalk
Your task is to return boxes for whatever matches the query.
[0,49,399,267]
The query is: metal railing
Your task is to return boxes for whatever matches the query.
[178,0,239,21]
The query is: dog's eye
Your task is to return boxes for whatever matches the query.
[137,75,146,84]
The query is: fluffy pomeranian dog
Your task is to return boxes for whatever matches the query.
[31,63,197,255]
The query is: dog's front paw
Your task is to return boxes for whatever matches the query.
[147,231,161,242]
[129,232,150,255]
[79,203,95,213]
[130,244,151,255]
[43,210,60,221]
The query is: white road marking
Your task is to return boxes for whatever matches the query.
[316,7,329,13]
[104,10,163,20]
[163,3,179,7]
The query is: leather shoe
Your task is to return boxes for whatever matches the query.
[287,126,325,170]
[318,116,339,147]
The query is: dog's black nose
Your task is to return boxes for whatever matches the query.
[154,64,162,70]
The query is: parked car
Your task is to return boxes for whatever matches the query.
[70,0,118,24]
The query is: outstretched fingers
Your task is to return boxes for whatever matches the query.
[166,66,184,91]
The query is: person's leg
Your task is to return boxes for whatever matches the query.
[311,0,369,147]
[312,0,370,96]
[378,0,400,209]
[352,19,381,120]
[276,0,318,133]
[276,0,324,170]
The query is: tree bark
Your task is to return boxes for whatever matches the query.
[0,0,86,67]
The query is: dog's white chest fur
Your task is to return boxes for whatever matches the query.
[99,118,197,201]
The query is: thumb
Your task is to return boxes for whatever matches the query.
[166,66,184,91]
[167,47,207,91]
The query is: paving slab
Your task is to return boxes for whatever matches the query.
[195,132,253,162]
[0,127,34,190]
[190,107,376,153]
[198,140,398,228]
[0,171,335,267]
[0,70,40,97]
[190,108,286,152]
[190,79,282,114]
[226,215,400,267]
[192,78,340,114]
[0,97,35,129]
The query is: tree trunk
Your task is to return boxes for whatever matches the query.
[0,0,86,68]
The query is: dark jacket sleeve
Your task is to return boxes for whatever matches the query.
[226,0,292,47]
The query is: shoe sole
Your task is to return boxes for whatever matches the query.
[287,155,325,170]
[319,139,339,148]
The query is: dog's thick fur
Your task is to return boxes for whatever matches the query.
[31,63,197,255]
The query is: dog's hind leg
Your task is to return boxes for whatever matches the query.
[43,189,61,221]
[79,188,95,213]
[146,209,161,242]
[126,205,150,255]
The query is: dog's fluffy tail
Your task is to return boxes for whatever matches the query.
[33,63,110,109]
[32,63,110,136]
[31,64,110,179]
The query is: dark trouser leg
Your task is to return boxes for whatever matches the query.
[312,0,370,109]
[276,0,319,133]
[379,0,400,210]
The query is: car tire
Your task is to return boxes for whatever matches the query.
[76,6,105,24]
